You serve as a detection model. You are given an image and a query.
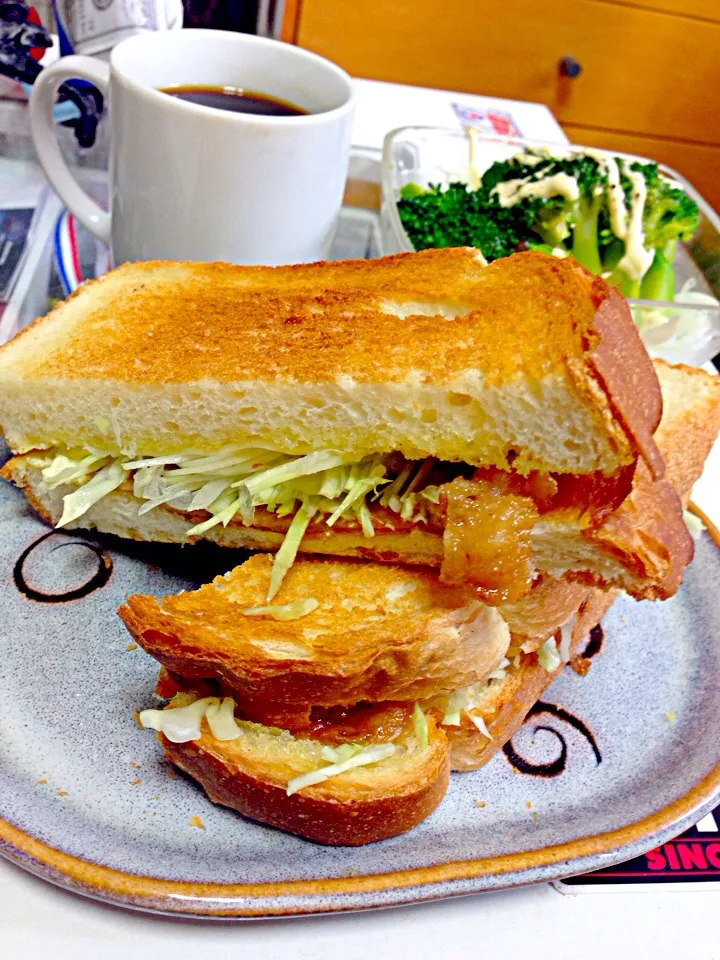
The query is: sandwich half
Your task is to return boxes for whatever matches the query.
[0,250,691,602]
[122,559,511,845]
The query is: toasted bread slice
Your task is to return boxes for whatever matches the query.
[120,555,511,707]
[151,685,450,846]
[0,250,661,475]
[653,360,720,504]
[6,450,688,600]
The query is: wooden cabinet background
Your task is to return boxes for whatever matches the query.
[285,0,720,212]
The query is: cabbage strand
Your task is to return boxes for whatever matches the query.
[42,447,438,595]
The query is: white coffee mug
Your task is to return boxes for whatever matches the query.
[29,30,355,266]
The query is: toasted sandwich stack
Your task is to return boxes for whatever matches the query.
[1,249,718,844]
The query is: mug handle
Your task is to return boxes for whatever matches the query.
[30,56,111,243]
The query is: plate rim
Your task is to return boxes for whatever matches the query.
[1,765,718,917]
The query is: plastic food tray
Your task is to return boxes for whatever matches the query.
[380,127,720,368]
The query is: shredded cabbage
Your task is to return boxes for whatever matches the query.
[558,619,574,663]
[42,445,442,594]
[57,462,125,527]
[267,503,315,601]
[435,658,514,729]
[468,713,492,739]
[43,452,110,487]
[326,465,387,527]
[243,598,319,621]
[185,497,243,537]
[538,637,562,672]
[487,658,510,681]
[441,688,468,726]
[205,697,243,741]
[413,702,429,748]
[187,479,231,511]
[140,695,242,742]
[239,451,353,496]
[139,696,218,743]
[123,454,188,469]
[358,501,375,537]
[421,485,441,503]
[286,743,396,796]
[320,743,364,763]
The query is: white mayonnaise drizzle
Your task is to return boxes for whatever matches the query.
[616,170,655,281]
[480,145,656,282]
[603,157,629,240]
[575,149,629,240]
[559,617,575,662]
[512,151,546,166]
[492,172,579,207]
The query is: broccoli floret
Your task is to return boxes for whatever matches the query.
[397,182,536,260]
[630,162,698,300]
[532,195,573,248]
[630,162,699,250]
[552,154,607,274]
[474,154,539,197]
[474,152,608,271]
[608,161,700,299]
[395,151,700,304]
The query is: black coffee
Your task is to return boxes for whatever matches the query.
[159,84,308,117]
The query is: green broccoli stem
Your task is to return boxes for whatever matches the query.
[399,182,427,200]
[663,239,678,262]
[571,194,603,275]
[527,241,563,256]
[618,274,641,298]
[607,265,641,298]
[601,239,624,273]
[639,250,676,302]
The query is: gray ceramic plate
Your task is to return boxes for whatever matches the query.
[0,451,719,918]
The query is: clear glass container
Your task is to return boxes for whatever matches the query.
[381,126,720,367]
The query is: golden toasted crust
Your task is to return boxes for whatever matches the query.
[119,555,510,706]
[577,361,720,598]
[582,465,692,599]
[0,249,660,473]
[157,694,450,846]
[0,251,646,387]
[581,287,663,478]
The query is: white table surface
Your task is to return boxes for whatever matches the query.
[2,79,719,958]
